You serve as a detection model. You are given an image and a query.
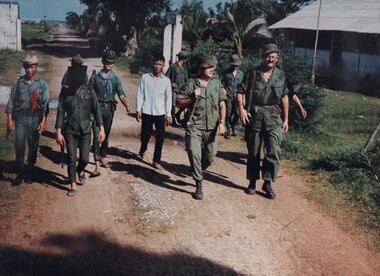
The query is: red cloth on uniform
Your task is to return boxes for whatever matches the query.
[31,88,38,111]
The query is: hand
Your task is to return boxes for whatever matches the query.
[239,108,251,125]
[165,116,171,126]
[282,120,289,133]
[37,121,46,134]
[125,105,131,115]
[56,132,65,146]
[217,123,226,135]
[172,83,177,89]
[7,120,15,132]
[300,108,307,118]
[98,128,106,143]
[136,111,142,123]
[194,88,201,98]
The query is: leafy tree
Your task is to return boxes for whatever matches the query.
[80,0,170,54]
[65,12,81,28]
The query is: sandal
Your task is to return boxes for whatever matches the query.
[78,174,86,185]
[100,159,111,168]
[67,189,77,196]
[90,170,101,178]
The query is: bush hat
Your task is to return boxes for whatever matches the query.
[102,50,117,63]
[199,54,217,68]
[21,54,39,65]
[229,54,242,66]
[177,51,188,60]
[263,43,281,55]
[70,54,84,64]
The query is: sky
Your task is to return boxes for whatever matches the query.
[15,0,230,21]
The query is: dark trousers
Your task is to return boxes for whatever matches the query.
[93,106,114,161]
[225,93,240,130]
[65,131,91,183]
[139,113,166,163]
[15,114,41,171]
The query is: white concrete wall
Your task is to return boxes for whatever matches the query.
[0,2,20,50]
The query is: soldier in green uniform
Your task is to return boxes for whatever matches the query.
[89,50,131,176]
[55,67,105,196]
[221,54,244,139]
[165,51,189,126]
[237,44,289,199]
[177,54,227,200]
[6,54,49,185]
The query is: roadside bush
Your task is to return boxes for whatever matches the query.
[310,143,380,229]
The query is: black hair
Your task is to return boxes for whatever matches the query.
[152,55,165,63]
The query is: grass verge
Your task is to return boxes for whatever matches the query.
[282,89,380,251]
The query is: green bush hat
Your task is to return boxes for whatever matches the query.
[70,54,84,64]
[263,43,281,55]
[229,54,242,66]
[102,50,117,63]
[177,51,188,60]
[199,54,218,68]
[21,54,39,65]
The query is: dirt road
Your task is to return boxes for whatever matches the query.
[0,26,379,275]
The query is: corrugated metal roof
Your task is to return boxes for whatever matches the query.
[269,0,380,34]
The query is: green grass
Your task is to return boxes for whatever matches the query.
[282,89,380,251]
[22,22,54,43]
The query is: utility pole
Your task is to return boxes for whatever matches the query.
[311,0,322,84]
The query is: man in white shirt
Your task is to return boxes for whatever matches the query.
[136,56,172,170]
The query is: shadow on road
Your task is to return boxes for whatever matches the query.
[0,231,238,275]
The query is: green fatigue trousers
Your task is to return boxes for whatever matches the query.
[65,131,91,183]
[225,93,239,131]
[185,127,218,181]
[245,125,282,182]
[15,112,41,170]
[92,104,114,161]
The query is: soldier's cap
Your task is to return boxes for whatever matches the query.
[102,50,117,63]
[70,54,84,64]
[177,51,188,60]
[229,54,242,66]
[21,54,39,65]
[263,43,281,55]
[199,54,217,68]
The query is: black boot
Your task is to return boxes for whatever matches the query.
[262,180,276,199]
[13,168,24,186]
[192,180,203,200]
[25,164,34,184]
[245,180,256,195]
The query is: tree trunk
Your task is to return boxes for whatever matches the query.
[121,26,138,57]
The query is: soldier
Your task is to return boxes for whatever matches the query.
[89,50,131,176]
[237,43,289,199]
[136,55,172,170]
[221,54,244,139]
[61,54,88,90]
[165,51,189,126]
[6,54,49,185]
[55,66,105,196]
[176,54,227,200]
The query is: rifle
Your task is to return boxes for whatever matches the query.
[60,144,65,168]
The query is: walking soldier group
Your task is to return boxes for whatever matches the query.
[5,43,300,200]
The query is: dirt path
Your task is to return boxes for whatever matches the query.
[0,26,379,275]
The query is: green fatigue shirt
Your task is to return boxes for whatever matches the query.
[221,68,244,96]
[55,85,103,135]
[165,62,189,92]
[237,65,288,131]
[177,78,227,131]
[5,76,49,115]
[89,70,125,103]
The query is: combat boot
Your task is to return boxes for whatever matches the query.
[262,180,276,199]
[192,179,203,200]
[25,164,34,184]
[245,180,256,195]
[13,166,24,186]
